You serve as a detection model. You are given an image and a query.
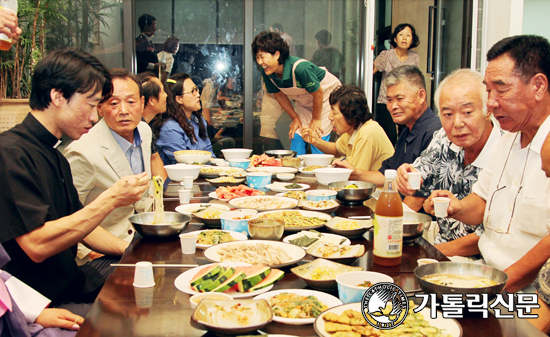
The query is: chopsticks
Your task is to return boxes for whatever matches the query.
[332,155,346,167]
[111,263,198,268]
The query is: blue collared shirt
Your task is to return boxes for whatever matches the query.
[111,128,145,175]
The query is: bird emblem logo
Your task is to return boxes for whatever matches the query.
[361,282,408,329]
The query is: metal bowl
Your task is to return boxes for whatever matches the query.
[129,212,191,238]
[415,262,508,301]
[264,150,297,158]
[403,212,432,241]
[328,181,376,202]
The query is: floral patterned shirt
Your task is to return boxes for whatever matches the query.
[411,126,501,244]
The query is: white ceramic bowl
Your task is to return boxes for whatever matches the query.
[336,271,394,304]
[314,168,353,186]
[299,154,334,167]
[174,150,212,164]
[189,292,233,310]
[305,189,337,201]
[221,148,253,160]
[164,164,202,181]
[276,173,295,181]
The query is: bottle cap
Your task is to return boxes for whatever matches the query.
[385,169,397,179]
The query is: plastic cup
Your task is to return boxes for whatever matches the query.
[133,261,155,288]
[417,258,439,266]
[180,233,197,254]
[178,189,192,204]
[134,286,154,308]
[182,176,194,189]
[408,172,422,190]
[433,197,451,218]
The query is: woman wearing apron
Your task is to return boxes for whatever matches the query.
[252,31,341,155]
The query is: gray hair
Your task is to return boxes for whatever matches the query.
[434,68,488,116]
[384,65,426,91]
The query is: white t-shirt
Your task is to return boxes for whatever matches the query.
[473,115,550,272]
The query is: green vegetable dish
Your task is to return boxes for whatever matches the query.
[285,183,302,189]
[259,211,327,228]
[269,292,328,319]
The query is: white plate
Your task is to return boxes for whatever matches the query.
[186,230,248,249]
[174,262,273,298]
[228,196,299,211]
[257,210,332,232]
[265,183,310,193]
[283,232,351,250]
[203,240,306,268]
[175,203,230,215]
[247,167,299,175]
[299,167,324,175]
[299,200,340,213]
[200,166,245,178]
[313,302,463,337]
[253,289,342,325]
[274,192,307,199]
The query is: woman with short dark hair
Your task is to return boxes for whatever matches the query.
[252,31,341,155]
[302,85,394,171]
[373,23,420,145]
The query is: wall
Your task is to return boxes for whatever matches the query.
[523,0,550,41]
[92,1,125,69]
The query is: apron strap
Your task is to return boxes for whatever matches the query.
[291,59,307,88]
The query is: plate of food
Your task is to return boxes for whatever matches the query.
[300,199,340,213]
[203,240,306,268]
[200,166,245,178]
[306,241,366,265]
[314,301,462,337]
[265,182,310,193]
[187,230,248,249]
[253,289,342,325]
[275,191,307,200]
[299,165,325,175]
[228,196,299,211]
[206,176,246,187]
[209,185,264,200]
[247,166,299,175]
[175,203,230,215]
[174,262,278,298]
[325,216,373,238]
[257,210,332,232]
[283,230,350,250]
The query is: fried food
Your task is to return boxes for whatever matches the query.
[323,309,379,337]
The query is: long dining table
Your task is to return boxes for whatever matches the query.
[75,174,546,337]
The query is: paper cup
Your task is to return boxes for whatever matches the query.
[433,197,451,218]
[133,261,155,288]
[417,258,439,266]
[182,176,194,189]
[178,189,192,204]
[134,285,154,308]
[408,172,422,190]
[180,233,197,254]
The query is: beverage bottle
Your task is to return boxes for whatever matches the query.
[0,0,18,51]
[373,169,403,266]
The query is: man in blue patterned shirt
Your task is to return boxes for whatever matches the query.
[396,69,501,258]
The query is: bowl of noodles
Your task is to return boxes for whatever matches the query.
[129,212,191,238]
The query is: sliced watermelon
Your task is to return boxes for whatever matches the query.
[190,264,223,287]
[237,266,271,292]
[202,267,236,292]
[248,269,284,292]
[212,271,246,292]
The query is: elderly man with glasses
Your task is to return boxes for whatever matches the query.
[423,35,550,293]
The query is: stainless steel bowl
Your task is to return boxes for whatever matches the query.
[264,150,297,158]
[328,181,376,202]
[403,212,432,241]
[415,262,508,301]
[129,212,191,238]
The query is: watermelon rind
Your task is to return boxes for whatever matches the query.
[202,267,236,292]
[237,266,271,293]
[212,271,246,292]
[190,264,223,287]
[248,269,284,292]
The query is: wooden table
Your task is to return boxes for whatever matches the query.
[76,177,545,337]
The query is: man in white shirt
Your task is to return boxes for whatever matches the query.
[424,35,550,293]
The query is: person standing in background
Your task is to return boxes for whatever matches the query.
[135,14,164,74]
[270,23,296,56]
[374,23,420,145]
[157,36,180,83]
[311,30,345,80]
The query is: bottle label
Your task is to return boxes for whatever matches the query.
[373,215,403,258]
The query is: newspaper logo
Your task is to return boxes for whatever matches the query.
[361,282,409,330]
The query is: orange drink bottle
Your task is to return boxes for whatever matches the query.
[0,0,18,51]
[373,169,403,266]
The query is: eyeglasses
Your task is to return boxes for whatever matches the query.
[181,87,199,95]
[484,133,530,234]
